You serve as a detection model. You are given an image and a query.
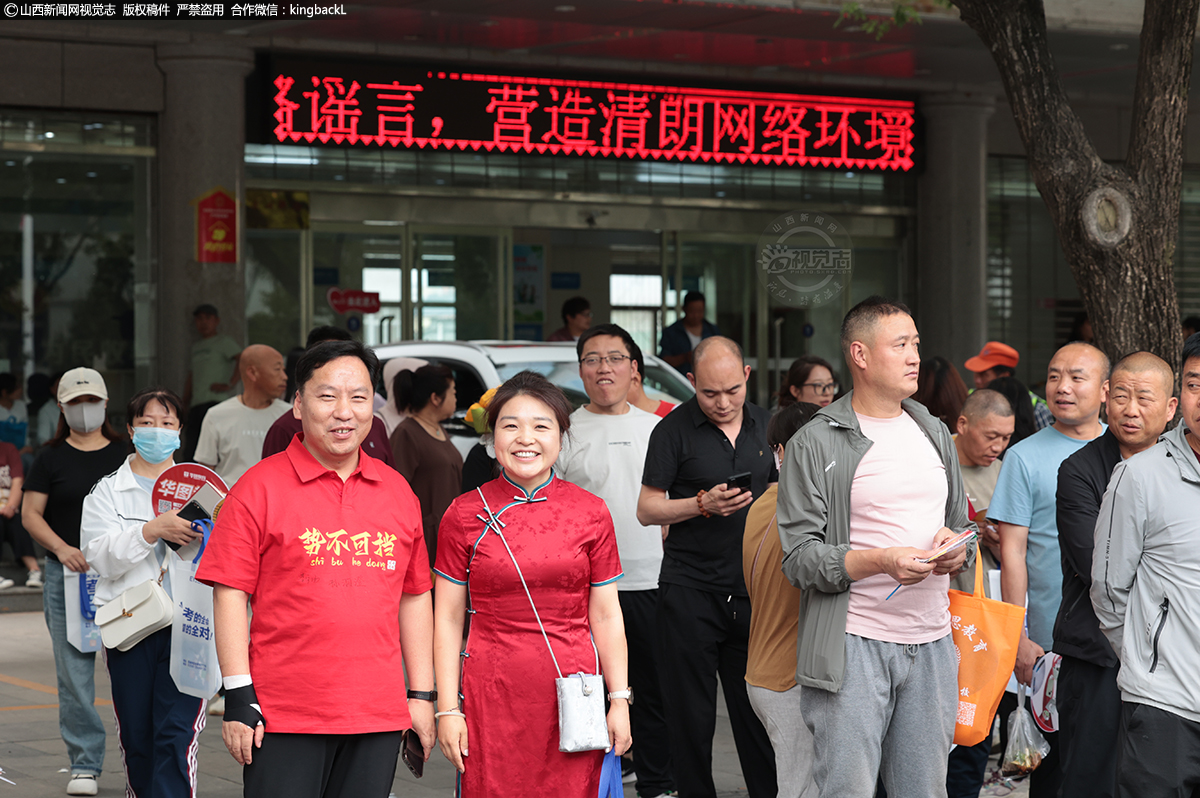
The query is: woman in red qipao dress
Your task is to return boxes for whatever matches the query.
[433,371,632,798]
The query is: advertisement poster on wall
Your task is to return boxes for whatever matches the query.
[195,187,237,263]
[513,244,545,341]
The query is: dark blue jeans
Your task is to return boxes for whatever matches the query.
[105,627,206,798]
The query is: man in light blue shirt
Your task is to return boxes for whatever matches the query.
[989,342,1108,798]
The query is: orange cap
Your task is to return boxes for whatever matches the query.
[965,341,1019,373]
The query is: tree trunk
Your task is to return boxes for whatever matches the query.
[953,0,1198,375]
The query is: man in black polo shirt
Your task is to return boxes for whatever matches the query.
[637,336,777,798]
[1054,351,1175,798]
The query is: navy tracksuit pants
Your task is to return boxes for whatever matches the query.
[105,627,207,798]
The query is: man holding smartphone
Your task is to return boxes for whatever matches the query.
[637,336,778,798]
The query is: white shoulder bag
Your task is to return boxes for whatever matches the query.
[94,568,173,652]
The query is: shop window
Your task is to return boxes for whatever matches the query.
[0,112,154,405]
[245,143,916,207]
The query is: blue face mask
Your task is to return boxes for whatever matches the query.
[132,427,180,464]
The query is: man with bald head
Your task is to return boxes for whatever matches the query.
[1092,338,1200,797]
[778,296,973,798]
[195,344,290,484]
[638,335,777,798]
[947,394,1018,798]
[990,341,1110,797]
[947,389,1015,598]
[1052,352,1176,798]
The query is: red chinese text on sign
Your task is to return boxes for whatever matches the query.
[542,87,597,146]
[270,68,917,171]
[486,84,539,146]
[152,464,229,518]
[195,188,237,264]
[303,77,363,143]
[367,81,424,144]
[327,288,382,315]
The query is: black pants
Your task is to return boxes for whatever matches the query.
[243,730,404,798]
[1058,655,1121,798]
[105,627,207,798]
[1,511,35,560]
[946,735,992,798]
[620,589,675,797]
[181,401,216,463]
[1116,702,1200,798]
[656,583,776,798]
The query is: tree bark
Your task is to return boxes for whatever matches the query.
[953,0,1198,374]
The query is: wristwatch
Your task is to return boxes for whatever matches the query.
[406,690,438,702]
[608,688,633,705]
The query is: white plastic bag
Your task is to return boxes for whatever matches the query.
[64,569,102,653]
[1002,684,1051,778]
[169,525,221,699]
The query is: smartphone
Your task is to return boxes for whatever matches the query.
[726,472,753,493]
[401,728,424,778]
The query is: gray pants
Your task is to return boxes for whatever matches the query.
[748,684,818,798]
[801,633,957,798]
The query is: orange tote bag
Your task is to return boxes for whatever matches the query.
[948,561,1026,746]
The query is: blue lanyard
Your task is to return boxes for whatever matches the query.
[189,519,214,564]
[78,573,96,621]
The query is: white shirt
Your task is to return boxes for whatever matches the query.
[0,399,29,449]
[81,455,183,606]
[194,395,291,485]
[34,401,59,448]
[556,404,663,591]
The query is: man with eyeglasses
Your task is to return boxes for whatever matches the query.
[556,324,675,798]
[638,336,777,798]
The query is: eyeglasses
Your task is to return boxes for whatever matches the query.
[802,381,839,395]
[579,354,630,368]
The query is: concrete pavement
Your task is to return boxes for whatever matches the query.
[0,553,1026,798]
[0,609,757,797]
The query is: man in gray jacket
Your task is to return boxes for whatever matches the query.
[778,296,975,798]
[1092,333,1200,798]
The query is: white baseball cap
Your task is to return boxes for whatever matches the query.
[57,367,108,403]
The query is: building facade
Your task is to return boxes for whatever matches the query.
[2,1,1197,407]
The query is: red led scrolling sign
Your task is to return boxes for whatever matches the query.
[270,70,915,171]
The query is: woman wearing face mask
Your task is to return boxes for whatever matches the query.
[80,387,208,798]
[21,368,125,797]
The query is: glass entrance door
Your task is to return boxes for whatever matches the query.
[411,227,510,341]
[311,225,405,347]
[299,223,510,346]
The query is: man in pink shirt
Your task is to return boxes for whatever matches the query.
[778,296,975,798]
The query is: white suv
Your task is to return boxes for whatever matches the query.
[373,340,694,457]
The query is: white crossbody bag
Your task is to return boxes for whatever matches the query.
[94,566,173,652]
[476,489,610,753]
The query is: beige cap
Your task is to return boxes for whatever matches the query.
[57,367,108,403]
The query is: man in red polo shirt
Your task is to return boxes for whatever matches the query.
[197,340,435,797]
